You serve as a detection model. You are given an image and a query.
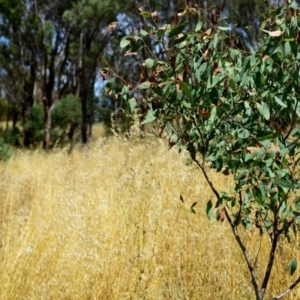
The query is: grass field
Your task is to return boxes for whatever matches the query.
[0,129,300,299]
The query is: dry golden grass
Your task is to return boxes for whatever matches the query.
[0,130,300,299]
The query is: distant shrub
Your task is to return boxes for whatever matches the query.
[4,127,21,146]
[27,104,44,145]
[52,95,81,129]
[0,137,13,161]
[52,94,81,143]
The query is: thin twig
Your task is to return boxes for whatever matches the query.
[272,276,300,299]
[191,156,260,298]
[223,206,260,299]
[259,212,279,299]
[254,234,263,269]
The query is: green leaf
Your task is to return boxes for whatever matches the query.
[211,74,223,88]
[206,200,213,220]
[121,85,129,95]
[240,73,250,87]
[287,259,298,275]
[245,153,255,162]
[213,34,218,48]
[191,202,197,214]
[237,128,250,139]
[138,81,151,89]
[195,62,207,82]
[274,96,287,108]
[241,57,250,75]
[157,29,165,38]
[257,102,270,120]
[208,107,217,124]
[129,98,137,112]
[275,179,294,189]
[258,134,275,141]
[140,30,148,36]
[229,48,239,61]
[179,82,193,102]
[253,187,264,204]
[183,101,191,108]
[169,23,187,37]
[142,110,156,124]
[195,22,202,32]
[145,58,155,68]
[120,36,131,48]
[284,42,291,56]
[229,78,237,91]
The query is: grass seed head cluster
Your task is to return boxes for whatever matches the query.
[0,125,299,299]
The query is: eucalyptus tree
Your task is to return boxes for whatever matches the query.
[63,0,134,144]
[0,0,75,149]
[106,2,300,299]
[0,0,131,148]
[0,0,38,146]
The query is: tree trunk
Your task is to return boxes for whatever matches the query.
[22,66,35,147]
[23,105,31,148]
[88,93,94,140]
[68,122,78,142]
[81,93,89,144]
[22,90,34,147]
[79,70,95,144]
[43,104,52,151]
[12,105,19,128]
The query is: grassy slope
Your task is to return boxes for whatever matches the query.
[0,132,299,299]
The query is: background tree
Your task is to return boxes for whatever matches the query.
[0,0,37,146]
[0,0,293,149]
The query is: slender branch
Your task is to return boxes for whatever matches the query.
[278,213,300,235]
[223,206,260,299]
[262,213,273,242]
[259,208,280,299]
[272,276,300,299]
[254,234,263,269]
[191,156,260,298]
[283,108,298,142]
[188,112,206,164]
[287,135,300,149]
[234,190,243,225]
[259,191,297,297]
[192,156,220,200]
[102,58,135,86]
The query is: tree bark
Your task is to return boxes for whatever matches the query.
[81,91,89,144]
[22,65,36,148]
[43,103,55,151]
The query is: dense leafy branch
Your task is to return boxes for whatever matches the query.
[106,2,300,299]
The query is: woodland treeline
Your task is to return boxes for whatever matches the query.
[0,0,294,152]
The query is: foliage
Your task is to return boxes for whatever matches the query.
[106,2,300,299]
[3,127,21,146]
[51,94,82,145]
[52,95,81,130]
[0,137,13,161]
[27,105,44,145]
